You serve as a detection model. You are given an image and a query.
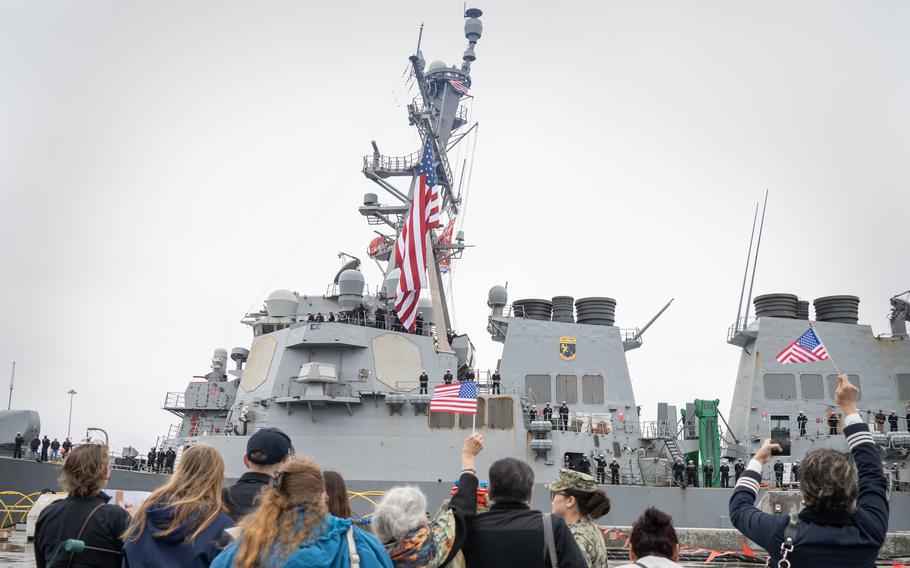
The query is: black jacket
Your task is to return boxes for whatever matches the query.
[730,421,888,567]
[14,434,23,447]
[34,492,130,568]
[222,471,273,520]
[463,501,586,568]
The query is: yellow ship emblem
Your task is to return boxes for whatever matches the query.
[559,336,577,361]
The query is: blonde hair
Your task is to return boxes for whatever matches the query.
[235,459,328,568]
[124,444,226,544]
[59,444,109,499]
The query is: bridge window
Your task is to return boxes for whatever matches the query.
[763,374,797,400]
[582,374,605,404]
[826,374,862,401]
[525,374,551,403]
[487,397,514,429]
[429,412,455,429]
[799,374,824,400]
[556,375,578,404]
[460,399,486,429]
[896,374,910,400]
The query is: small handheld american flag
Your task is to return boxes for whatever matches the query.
[429,382,478,414]
[776,328,829,364]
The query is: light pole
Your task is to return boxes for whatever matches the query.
[67,389,77,439]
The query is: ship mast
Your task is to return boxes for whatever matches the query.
[360,9,483,347]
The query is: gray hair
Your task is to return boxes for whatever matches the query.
[800,448,858,514]
[372,486,428,543]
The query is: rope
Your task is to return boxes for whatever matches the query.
[0,491,42,528]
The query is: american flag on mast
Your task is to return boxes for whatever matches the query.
[394,135,443,332]
[776,327,830,364]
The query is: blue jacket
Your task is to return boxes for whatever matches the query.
[211,514,392,568]
[123,503,235,568]
[729,420,889,567]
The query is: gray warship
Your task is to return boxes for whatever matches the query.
[2,8,909,533]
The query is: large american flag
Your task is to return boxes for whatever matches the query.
[429,382,478,414]
[776,328,830,364]
[394,136,442,332]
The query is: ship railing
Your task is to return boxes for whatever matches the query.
[409,96,470,127]
[163,392,185,412]
[362,150,421,175]
[727,316,758,342]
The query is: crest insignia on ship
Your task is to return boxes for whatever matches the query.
[559,336,577,361]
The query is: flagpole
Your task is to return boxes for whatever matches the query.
[472,411,476,433]
[808,321,842,375]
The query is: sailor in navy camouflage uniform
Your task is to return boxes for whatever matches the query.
[729,375,888,567]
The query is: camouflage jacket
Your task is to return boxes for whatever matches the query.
[568,518,608,568]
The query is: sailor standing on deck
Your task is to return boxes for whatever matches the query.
[156,448,166,473]
[685,460,697,487]
[465,367,476,382]
[418,370,429,395]
[889,411,899,432]
[528,405,538,421]
[558,401,570,431]
[875,410,886,433]
[443,369,453,384]
[703,460,714,487]
[773,458,784,488]
[578,454,591,476]
[147,447,156,472]
[50,438,60,460]
[491,370,501,394]
[734,458,744,481]
[13,432,23,459]
[62,437,72,458]
[29,436,40,460]
[609,458,620,485]
[797,411,808,436]
[719,462,730,488]
[165,447,177,473]
[543,403,554,428]
[673,458,685,487]
[792,460,800,483]
[594,454,607,484]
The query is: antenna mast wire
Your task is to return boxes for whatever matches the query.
[743,190,769,326]
[734,202,759,332]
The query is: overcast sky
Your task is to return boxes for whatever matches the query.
[1,1,908,452]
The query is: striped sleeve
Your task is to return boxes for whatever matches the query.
[729,461,787,554]
[844,420,889,544]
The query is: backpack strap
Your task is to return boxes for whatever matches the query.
[347,525,360,568]
[541,512,558,568]
[67,502,106,568]
[777,515,799,568]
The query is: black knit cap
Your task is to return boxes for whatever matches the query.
[246,427,294,465]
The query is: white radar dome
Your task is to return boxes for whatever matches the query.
[266,289,299,318]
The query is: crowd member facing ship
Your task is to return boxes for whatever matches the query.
[729,374,888,567]
[222,427,293,521]
[372,433,483,568]
[123,445,235,568]
[34,444,131,568]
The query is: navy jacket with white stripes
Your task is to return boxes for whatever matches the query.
[729,419,889,567]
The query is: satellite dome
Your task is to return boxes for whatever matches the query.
[338,269,366,311]
[213,348,228,360]
[266,289,299,318]
[487,285,508,308]
[427,60,447,74]
[383,268,401,298]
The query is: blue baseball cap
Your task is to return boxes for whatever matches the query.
[246,427,294,465]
